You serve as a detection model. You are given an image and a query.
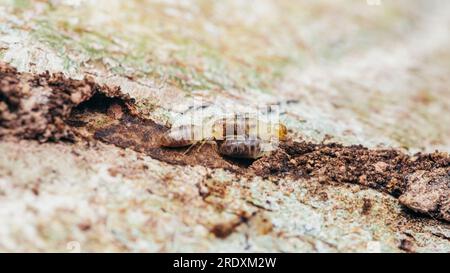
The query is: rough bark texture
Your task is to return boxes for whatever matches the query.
[0,0,449,252]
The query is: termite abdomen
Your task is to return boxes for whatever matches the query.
[160,124,200,147]
[218,138,265,159]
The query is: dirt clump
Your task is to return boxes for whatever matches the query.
[0,62,131,141]
[399,169,449,221]
[399,238,416,252]
[361,198,373,215]
[251,141,449,222]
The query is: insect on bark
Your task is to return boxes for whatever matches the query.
[160,115,287,159]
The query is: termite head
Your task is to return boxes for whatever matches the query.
[273,123,288,141]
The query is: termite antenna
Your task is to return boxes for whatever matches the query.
[183,142,197,155]
[196,139,207,152]
[196,136,214,152]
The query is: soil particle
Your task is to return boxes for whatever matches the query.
[362,198,373,215]
[106,103,124,120]
[399,238,416,252]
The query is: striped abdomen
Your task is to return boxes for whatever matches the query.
[212,116,287,141]
[212,117,253,140]
[218,138,268,159]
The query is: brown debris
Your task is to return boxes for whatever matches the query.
[210,213,254,239]
[0,62,131,141]
[361,198,373,215]
[399,238,416,252]
[106,103,124,120]
[210,221,242,239]
[210,212,272,239]
[251,141,449,222]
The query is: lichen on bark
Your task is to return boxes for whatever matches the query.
[0,0,449,252]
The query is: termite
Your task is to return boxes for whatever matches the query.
[160,115,287,159]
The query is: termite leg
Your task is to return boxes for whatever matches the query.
[183,142,197,155]
[196,136,214,152]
